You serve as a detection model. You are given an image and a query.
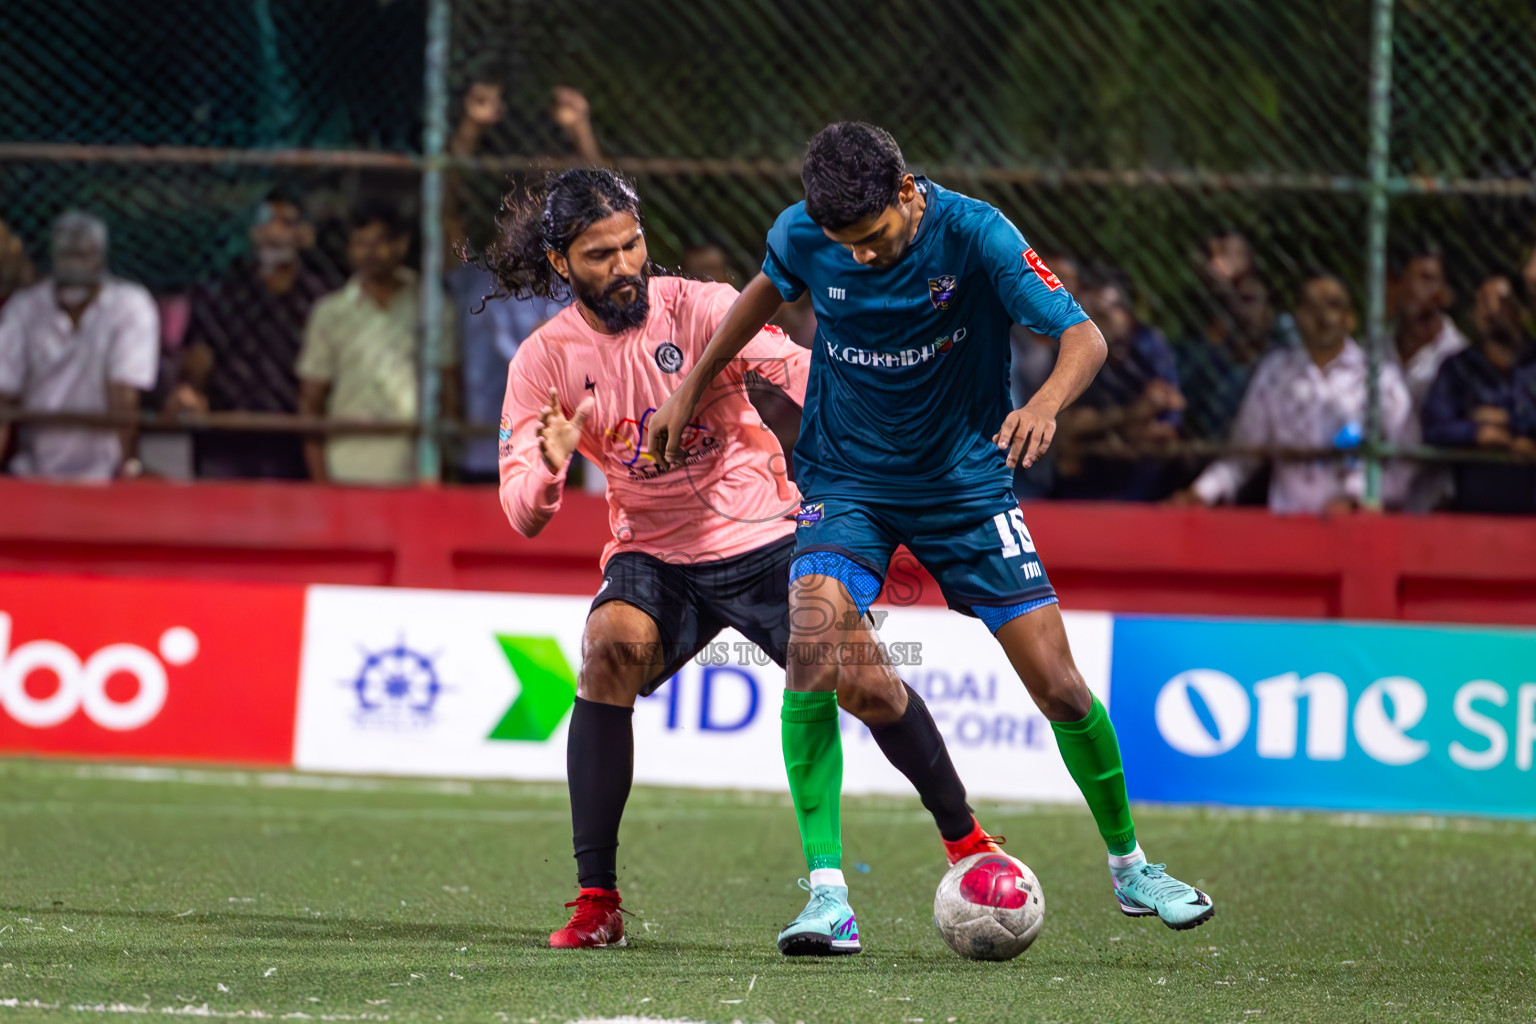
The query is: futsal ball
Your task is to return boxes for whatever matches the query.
[933,852,1045,960]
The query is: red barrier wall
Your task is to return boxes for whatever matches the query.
[2,478,1534,625]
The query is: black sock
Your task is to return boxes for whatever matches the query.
[567,696,635,891]
[868,683,974,841]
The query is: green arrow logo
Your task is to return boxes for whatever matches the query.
[488,635,577,741]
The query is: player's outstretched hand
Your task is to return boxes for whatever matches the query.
[647,387,695,472]
[995,401,1057,469]
[538,387,593,475]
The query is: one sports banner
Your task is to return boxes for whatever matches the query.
[1109,616,1536,817]
[292,584,1112,803]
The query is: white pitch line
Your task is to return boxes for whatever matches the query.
[570,1018,755,1024]
[70,765,476,796]
[0,1000,391,1020]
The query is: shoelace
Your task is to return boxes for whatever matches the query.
[1128,863,1190,901]
[795,877,844,917]
[563,893,634,920]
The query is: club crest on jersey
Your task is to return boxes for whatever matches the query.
[654,341,684,374]
[796,502,824,527]
[928,275,957,309]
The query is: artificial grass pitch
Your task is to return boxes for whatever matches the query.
[1,759,1532,1024]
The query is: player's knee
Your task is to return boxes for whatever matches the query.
[1031,671,1092,722]
[835,663,906,725]
[578,637,650,705]
[785,651,838,693]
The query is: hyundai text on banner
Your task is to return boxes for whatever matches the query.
[293,584,1112,802]
[1110,616,1536,817]
[0,575,305,764]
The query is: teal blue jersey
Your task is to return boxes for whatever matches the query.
[762,178,1089,505]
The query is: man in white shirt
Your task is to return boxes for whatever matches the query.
[0,211,160,481]
[1389,246,1468,509]
[1175,271,1412,514]
[1391,247,1468,408]
[296,199,457,486]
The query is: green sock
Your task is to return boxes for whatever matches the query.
[1051,694,1137,856]
[781,689,843,871]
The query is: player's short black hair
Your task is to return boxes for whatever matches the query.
[479,167,646,301]
[347,197,409,239]
[801,121,907,231]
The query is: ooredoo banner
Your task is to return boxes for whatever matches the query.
[292,584,1112,803]
[0,575,305,763]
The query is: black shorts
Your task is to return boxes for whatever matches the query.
[590,536,795,695]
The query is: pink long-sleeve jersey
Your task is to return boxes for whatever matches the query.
[498,275,809,566]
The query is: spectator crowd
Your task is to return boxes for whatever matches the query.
[4,82,1536,515]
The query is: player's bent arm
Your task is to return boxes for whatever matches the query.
[498,363,587,539]
[1030,319,1108,416]
[996,319,1108,469]
[650,272,786,470]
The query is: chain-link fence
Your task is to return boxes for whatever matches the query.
[2,0,1534,504]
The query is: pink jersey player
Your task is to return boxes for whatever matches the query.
[499,274,808,565]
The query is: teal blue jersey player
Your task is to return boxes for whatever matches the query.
[650,122,1214,953]
[762,176,1088,509]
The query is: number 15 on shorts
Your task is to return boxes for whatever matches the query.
[993,509,1044,580]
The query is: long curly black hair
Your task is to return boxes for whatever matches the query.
[477,167,655,303]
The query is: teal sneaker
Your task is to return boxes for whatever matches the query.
[1113,861,1215,930]
[776,879,862,956]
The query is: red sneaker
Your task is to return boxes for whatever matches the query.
[942,817,1007,865]
[549,888,627,949]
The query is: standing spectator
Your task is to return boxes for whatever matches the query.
[1054,275,1184,501]
[1177,271,1412,514]
[0,219,36,310]
[449,262,563,483]
[442,66,606,268]
[0,212,158,481]
[297,199,457,486]
[1420,275,1536,514]
[449,73,603,163]
[1194,229,1255,319]
[165,188,332,479]
[1177,271,1284,441]
[1391,245,1468,406]
[1389,245,1468,508]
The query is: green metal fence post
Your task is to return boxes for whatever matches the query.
[417,0,451,483]
[252,0,293,147]
[1363,0,1395,508]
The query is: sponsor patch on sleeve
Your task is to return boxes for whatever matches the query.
[1023,248,1063,291]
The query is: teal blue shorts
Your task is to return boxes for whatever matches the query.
[789,496,1057,632]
